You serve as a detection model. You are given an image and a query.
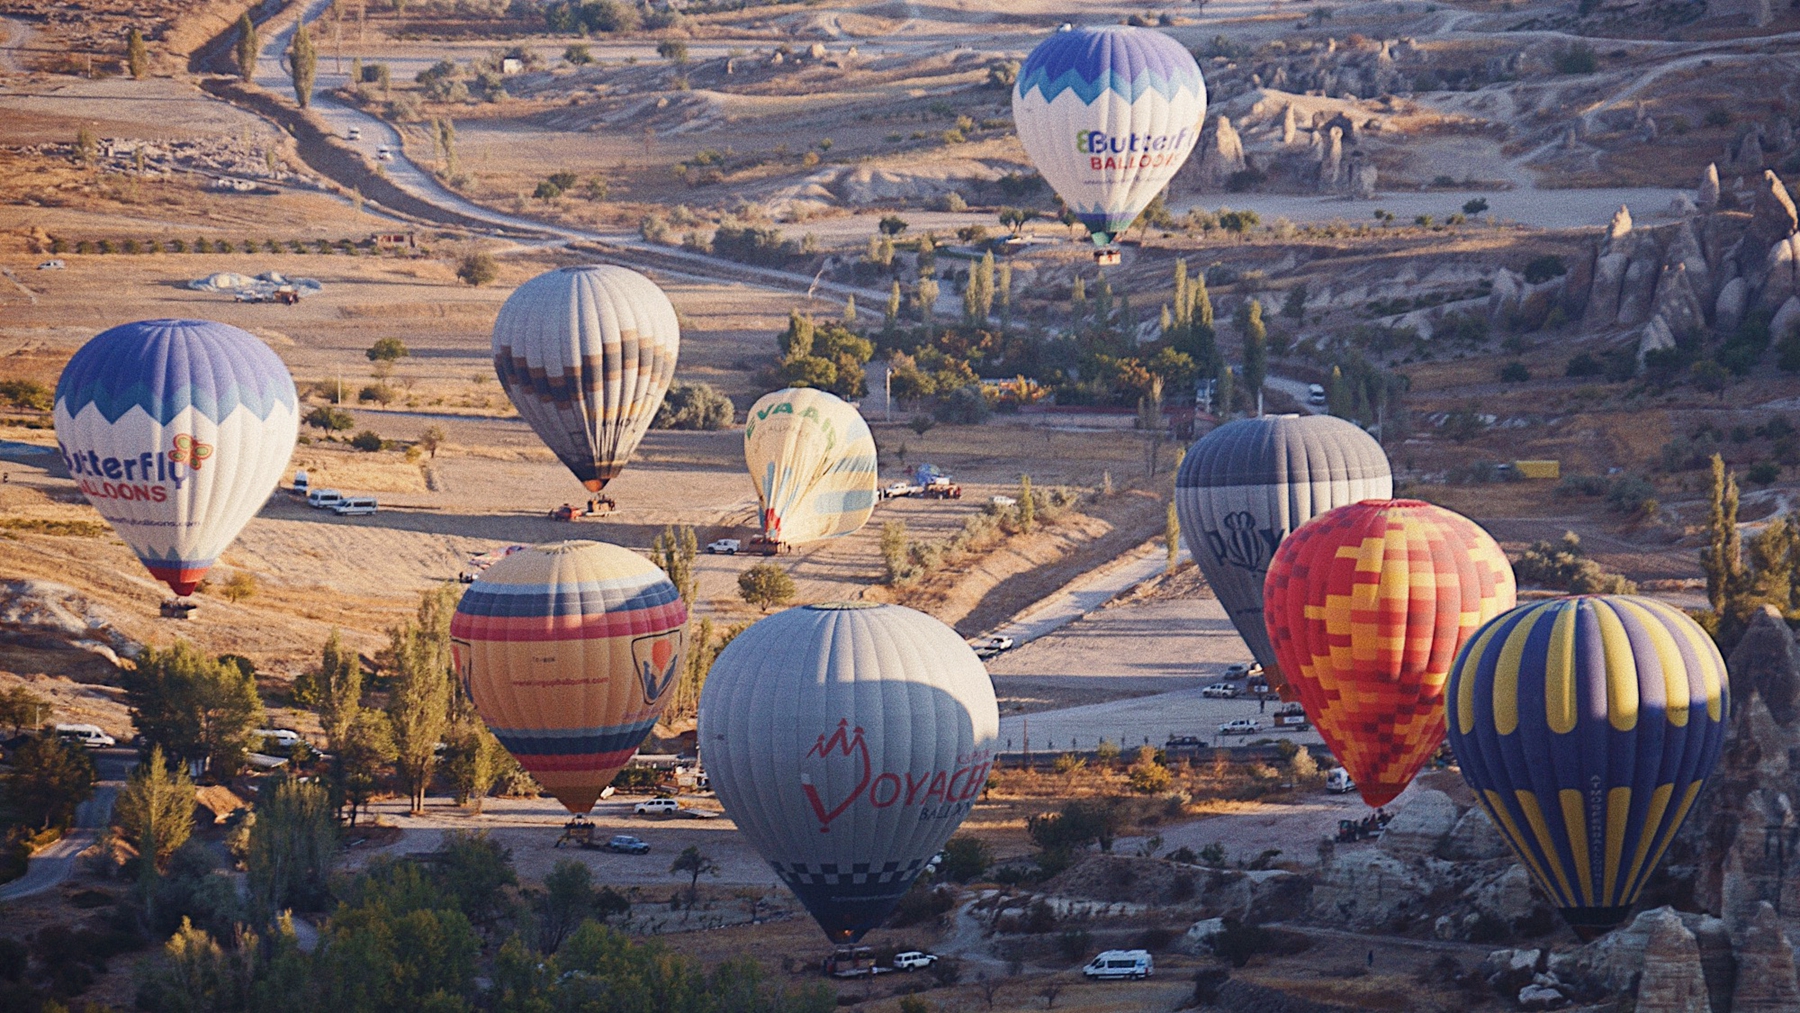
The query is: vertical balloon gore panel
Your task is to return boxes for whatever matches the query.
[1446,596,1729,939]
[1264,499,1515,808]
[451,540,688,815]
[1013,25,1207,241]
[53,318,299,598]
[699,602,1000,943]
[491,265,680,495]
[1174,415,1392,696]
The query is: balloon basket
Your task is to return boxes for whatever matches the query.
[1092,247,1121,266]
[554,815,595,849]
[159,599,197,620]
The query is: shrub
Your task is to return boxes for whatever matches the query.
[456,252,498,286]
[737,563,795,611]
[350,429,384,452]
[220,572,258,603]
[1565,352,1603,378]
[652,381,734,429]
[1604,474,1655,514]
[940,835,991,883]
[1499,362,1530,382]
[303,406,355,431]
[1551,42,1597,75]
[358,383,397,405]
[1748,461,1781,485]
[0,378,53,411]
[1522,255,1567,284]
[1463,198,1490,215]
[888,878,956,928]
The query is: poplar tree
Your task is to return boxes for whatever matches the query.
[289,23,317,108]
[126,28,148,80]
[235,12,259,81]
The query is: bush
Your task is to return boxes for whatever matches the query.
[358,383,397,405]
[1499,362,1531,382]
[939,835,991,883]
[1604,474,1655,514]
[1748,461,1781,485]
[1565,352,1603,378]
[737,563,795,611]
[712,222,795,266]
[887,878,956,928]
[0,378,53,411]
[457,252,498,286]
[1551,42,1597,75]
[652,381,734,429]
[350,429,384,452]
[1513,531,1637,593]
[303,406,355,431]
[934,385,990,425]
[1522,255,1567,284]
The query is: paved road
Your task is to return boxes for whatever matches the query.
[0,749,132,903]
[981,539,1187,650]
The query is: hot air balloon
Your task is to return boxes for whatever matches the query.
[1446,596,1729,939]
[491,265,679,498]
[1013,24,1207,245]
[699,602,1000,942]
[743,388,878,547]
[1263,499,1515,807]
[53,319,298,599]
[1174,414,1392,695]
[450,540,687,814]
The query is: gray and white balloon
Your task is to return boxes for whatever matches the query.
[1174,414,1392,695]
[698,602,1000,942]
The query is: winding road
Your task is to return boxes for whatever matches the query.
[0,749,132,904]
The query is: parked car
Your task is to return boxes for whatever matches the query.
[37,259,65,270]
[990,495,1016,507]
[1217,718,1262,736]
[1201,682,1240,699]
[55,724,115,749]
[970,635,1014,659]
[332,496,378,516]
[605,835,651,854]
[882,482,921,499]
[1246,678,1271,696]
[376,145,394,161]
[1326,767,1356,794]
[255,728,302,750]
[706,539,741,555]
[1222,663,1260,680]
[1308,383,1327,405]
[306,488,344,510]
[893,951,938,972]
[1083,950,1153,980]
[346,127,362,140]
[633,798,681,816]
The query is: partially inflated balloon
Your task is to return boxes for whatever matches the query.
[744,388,878,546]
[451,540,687,814]
[700,603,999,942]
[53,319,298,597]
[492,265,679,492]
[1175,415,1392,695]
[1264,500,1515,807]
[1447,596,1728,939]
[1013,24,1207,243]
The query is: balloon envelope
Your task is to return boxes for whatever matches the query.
[492,265,679,492]
[451,540,687,814]
[699,603,1000,942]
[1013,24,1206,242]
[1264,499,1515,807]
[1446,595,1729,939]
[744,388,878,545]
[53,318,298,597]
[1175,414,1392,694]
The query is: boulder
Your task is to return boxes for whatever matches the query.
[1518,983,1567,1010]
[1727,604,1800,732]
[1714,276,1749,333]
[1698,164,1720,209]
[1638,315,1676,364]
[1482,948,1543,996]
[1310,849,1439,930]
[1441,806,1510,861]
[1182,917,1226,955]
[1379,789,1460,859]
[1634,908,1712,1013]
[1320,125,1344,190]
[1605,205,1634,252]
[1735,130,1766,170]
[1488,270,1524,325]
[1547,909,1732,1007]
[1731,902,1800,1012]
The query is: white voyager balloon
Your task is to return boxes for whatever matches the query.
[699,603,1000,942]
[53,319,298,597]
[1012,24,1207,243]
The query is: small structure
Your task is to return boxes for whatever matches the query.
[371,231,416,250]
[1513,460,1561,479]
[501,58,524,75]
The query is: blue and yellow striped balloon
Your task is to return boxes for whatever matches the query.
[1445,595,1729,938]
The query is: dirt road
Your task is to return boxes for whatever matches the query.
[0,749,131,903]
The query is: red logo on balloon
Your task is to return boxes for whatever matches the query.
[801,719,994,834]
[170,434,213,471]
[802,719,871,833]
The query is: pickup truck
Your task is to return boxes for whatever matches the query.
[1217,718,1262,736]
[882,482,922,499]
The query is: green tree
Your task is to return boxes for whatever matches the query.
[457,251,497,286]
[289,22,317,108]
[1703,453,1745,614]
[115,745,196,870]
[235,11,259,82]
[0,684,50,736]
[443,719,509,814]
[656,38,688,64]
[367,337,410,362]
[670,844,720,908]
[128,640,266,778]
[1166,501,1180,573]
[247,778,338,914]
[337,708,395,826]
[1213,360,1234,419]
[1017,473,1035,533]
[652,525,699,607]
[127,27,149,79]
[738,562,796,612]
[665,615,716,721]
[1241,300,1267,415]
[436,118,457,178]
[386,587,457,814]
[939,835,992,883]
[885,281,902,334]
[313,628,362,748]
[418,425,446,459]
[2,734,94,831]
[534,859,628,953]
[880,520,909,583]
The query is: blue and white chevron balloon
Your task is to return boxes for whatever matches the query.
[1013,24,1207,243]
[54,319,298,597]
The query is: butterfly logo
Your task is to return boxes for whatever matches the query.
[169,434,213,471]
[631,629,683,704]
[801,719,871,834]
[1205,510,1277,573]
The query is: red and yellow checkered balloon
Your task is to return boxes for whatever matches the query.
[1263,499,1515,807]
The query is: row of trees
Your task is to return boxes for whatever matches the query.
[1699,454,1800,649]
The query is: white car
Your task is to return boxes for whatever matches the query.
[346,127,362,140]
[882,482,921,499]
[306,488,344,510]
[893,951,938,971]
[972,635,1014,652]
[1223,663,1259,680]
[376,145,394,161]
[633,798,681,816]
[705,539,741,555]
[333,496,378,516]
[54,723,115,749]
[1083,949,1153,980]
[1326,767,1357,794]
[37,259,65,270]
[1217,718,1262,736]
[1308,383,1328,405]
[1201,682,1239,699]
[990,495,1017,507]
[256,728,302,750]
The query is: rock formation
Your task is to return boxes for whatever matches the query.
[1281,103,1298,145]
[1699,164,1721,209]
[1634,910,1712,1013]
[1746,171,1798,268]
[1192,115,1246,189]
[1349,152,1377,199]
[1731,902,1800,1012]
[1319,126,1343,190]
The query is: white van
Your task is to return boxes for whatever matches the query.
[292,469,309,493]
[333,496,378,516]
[1083,949,1153,980]
[255,728,302,750]
[307,488,343,510]
[1308,383,1328,405]
[55,723,116,749]
[1326,767,1356,794]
